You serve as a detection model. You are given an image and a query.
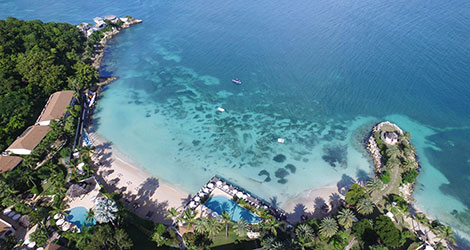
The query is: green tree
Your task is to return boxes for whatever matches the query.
[178,209,197,231]
[205,217,223,239]
[233,219,250,238]
[319,217,338,239]
[72,61,98,90]
[345,184,369,205]
[113,228,133,250]
[402,169,419,184]
[165,207,180,224]
[151,224,168,247]
[385,146,401,159]
[436,225,456,246]
[379,171,391,184]
[366,178,383,193]
[356,198,375,215]
[295,224,314,249]
[260,218,283,237]
[337,208,355,229]
[221,211,234,238]
[374,216,402,248]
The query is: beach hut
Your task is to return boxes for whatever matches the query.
[36,90,76,126]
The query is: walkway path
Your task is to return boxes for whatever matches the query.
[373,167,399,204]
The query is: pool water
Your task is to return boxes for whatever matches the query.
[204,195,262,223]
[66,206,96,228]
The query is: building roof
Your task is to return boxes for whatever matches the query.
[37,90,74,123]
[93,17,103,23]
[104,14,117,20]
[0,219,12,236]
[384,131,399,140]
[45,243,70,250]
[7,125,51,151]
[0,156,22,173]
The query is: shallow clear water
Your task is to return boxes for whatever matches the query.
[205,195,262,223]
[2,0,470,244]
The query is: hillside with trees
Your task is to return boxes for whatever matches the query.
[0,17,97,151]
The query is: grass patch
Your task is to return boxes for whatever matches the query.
[210,227,257,249]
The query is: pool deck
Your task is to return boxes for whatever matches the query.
[186,176,287,222]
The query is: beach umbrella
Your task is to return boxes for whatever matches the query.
[236,192,243,198]
[242,194,247,199]
[24,238,30,245]
[189,201,196,208]
[27,242,36,248]
[56,219,65,226]
[12,214,20,220]
[222,185,229,190]
[203,187,209,193]
[37,248,44,250]
[2,209,11,215]
[194,197,200,202]
[216,181,222,187]
[62,223,71,231]
[207,183,214,189]
[198,192,205,197]
[53,213,61,220]
[231,189,237,195]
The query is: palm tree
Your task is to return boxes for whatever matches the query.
[337,208,355,229]
[221,211,234,238]
[165,208,180,224]
[178,209,197,230]
[261,218,282,236]
[402,158,415,170]
[385,157,400,170]
[233,219,250,237]
[205,217,222,239]
[194,218,208,234]
[436,225,456,246]
[113,228,133,250]
[366,178,383,193]
[319,217,338,239]
[295,224,314,249]
[386,146,401,159]
[356,198,375,215]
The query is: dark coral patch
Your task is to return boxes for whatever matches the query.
[258,170,271,182]
[275,168,289,179]
[192,140,201,146]
[285,164,296,174]
[277,178,288,184]
[273,154,286,163]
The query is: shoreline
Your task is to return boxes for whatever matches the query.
[88,131,189,225]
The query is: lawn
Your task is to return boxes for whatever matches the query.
[210,228,258,250]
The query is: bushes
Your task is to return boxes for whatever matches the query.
[379,171,391,184]
[402,169,419,184]
[374,216,402,248]
[14,203,32,214]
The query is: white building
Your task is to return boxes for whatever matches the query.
[5,125,51,155]
[36,90,75,126]
[104,14,118,23]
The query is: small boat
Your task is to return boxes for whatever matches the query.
[232,78,242,85]
[217,107,225,112]
[277,138,285,143]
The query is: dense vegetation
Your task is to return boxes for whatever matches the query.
[0,17,97,151]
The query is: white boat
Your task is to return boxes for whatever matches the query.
[217,107,225,112]
[277,138,285,143]
[232,78,242,85]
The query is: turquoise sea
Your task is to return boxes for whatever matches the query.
[2,0,470,244]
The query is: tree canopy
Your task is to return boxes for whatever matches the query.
[0,17,97,151]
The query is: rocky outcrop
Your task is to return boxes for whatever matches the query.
[366,121,404,174]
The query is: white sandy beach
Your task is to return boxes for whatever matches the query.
[282,185,343,222]
[88,132,189,225]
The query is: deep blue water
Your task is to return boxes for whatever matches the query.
[2,0,470,244]
[205,195,262,223]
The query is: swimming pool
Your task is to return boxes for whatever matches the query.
[66,206,96,228]
[204,195,262,223]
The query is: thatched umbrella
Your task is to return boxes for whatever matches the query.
[66,184,88,198]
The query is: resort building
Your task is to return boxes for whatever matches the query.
[0,155,22,174]
[104,14,118,23]
[36,90,75,126]
[383,131,399,145]
[5,125,51,155]
[0,218,15,239]
[76,22,91,36]
[92,17,107,32]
